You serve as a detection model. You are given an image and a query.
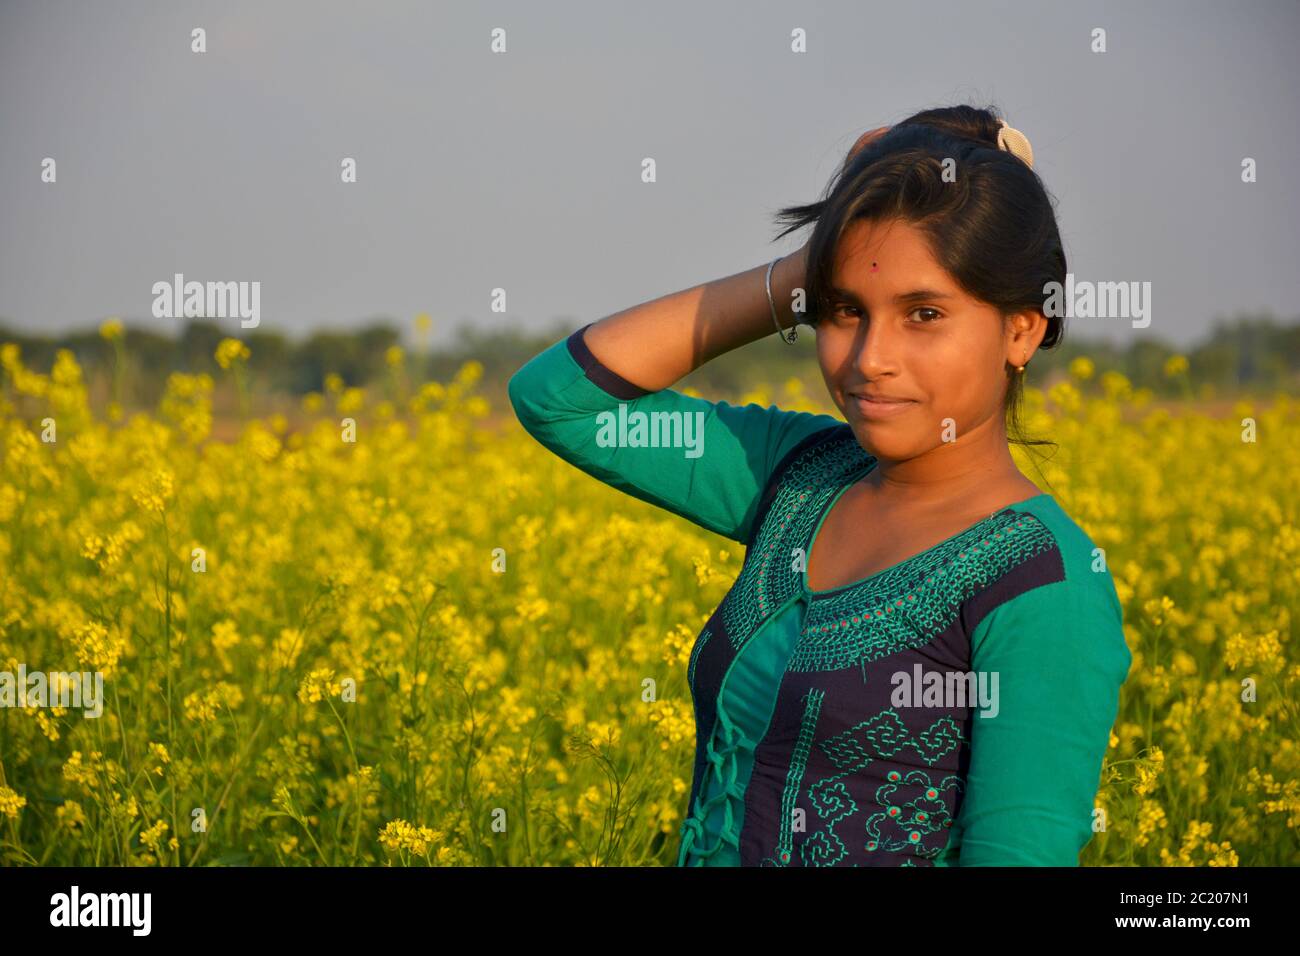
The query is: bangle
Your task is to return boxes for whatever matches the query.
[766,255,798,344]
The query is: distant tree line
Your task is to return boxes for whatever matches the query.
[0,311,1296,409]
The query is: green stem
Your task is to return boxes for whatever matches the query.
[326,697,363,862]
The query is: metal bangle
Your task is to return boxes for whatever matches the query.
[766,255,797,344]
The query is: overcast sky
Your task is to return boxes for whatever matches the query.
[2,0,1297,349]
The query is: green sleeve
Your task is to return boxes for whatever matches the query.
[507,324,844,544]
[956,570,1132,865]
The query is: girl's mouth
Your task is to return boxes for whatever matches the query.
[849,394,918,420]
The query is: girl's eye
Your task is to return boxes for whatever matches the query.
[825,304,941,324]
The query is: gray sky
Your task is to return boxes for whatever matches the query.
[2,0,1297,349]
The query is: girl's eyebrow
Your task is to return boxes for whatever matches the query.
[830,286,954,304]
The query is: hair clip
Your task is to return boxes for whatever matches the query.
[996,119,1034,169]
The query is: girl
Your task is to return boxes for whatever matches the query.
[508,105,1131,867]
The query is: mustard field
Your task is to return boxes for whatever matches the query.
[0,337,1296,866]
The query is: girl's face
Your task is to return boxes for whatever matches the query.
[814,217,1041,463]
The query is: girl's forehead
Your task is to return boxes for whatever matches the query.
[831,233,949,285]
[834,219,933,261]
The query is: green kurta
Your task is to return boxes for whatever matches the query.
[509,324,1132,866]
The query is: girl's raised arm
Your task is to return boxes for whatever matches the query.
[507,245,844,544]
[580,245,809,391]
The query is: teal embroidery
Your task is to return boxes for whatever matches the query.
[801,827,847,867]
[863,769,963,857]
[720,435,872,652]
[717,429,1056,674]
[791,511,1057,672]
[794,707,971,865]
[820,709,966,772]
[769,687,823,866]
[809,777,857,825]
[687,627,712,689]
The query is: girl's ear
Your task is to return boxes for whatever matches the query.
[1005,308,1047,364]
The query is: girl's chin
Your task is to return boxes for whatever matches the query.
[848,426,907,458]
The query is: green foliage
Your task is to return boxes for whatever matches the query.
[1,311,1297,409]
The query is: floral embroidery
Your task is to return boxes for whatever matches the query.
[791,709,970,866]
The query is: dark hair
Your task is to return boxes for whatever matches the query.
[772,103,1064,465]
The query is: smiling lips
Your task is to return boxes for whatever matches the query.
[849,391,917,420]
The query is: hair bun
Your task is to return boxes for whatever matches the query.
[995,119,1034,169]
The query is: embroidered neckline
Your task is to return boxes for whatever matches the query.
[802,472,1052,599]
[790,507,1057,672]
[718,427,1061,669]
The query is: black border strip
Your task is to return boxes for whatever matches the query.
[565,322,652,400]
[959,535,1066,637]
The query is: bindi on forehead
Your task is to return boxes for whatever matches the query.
[870,261,879,272]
